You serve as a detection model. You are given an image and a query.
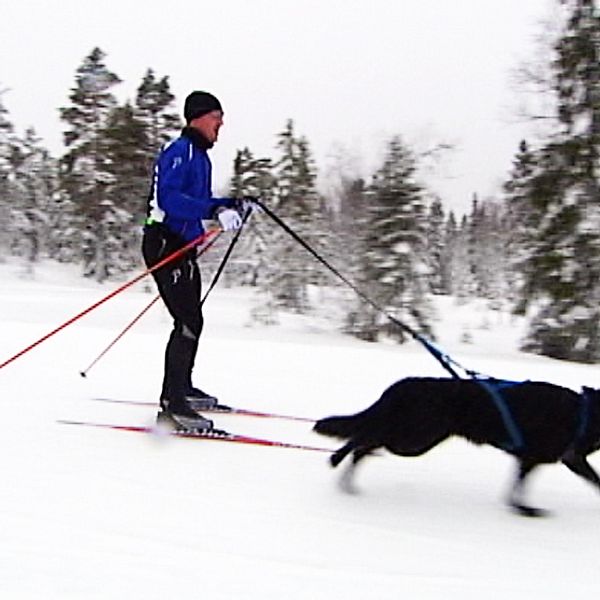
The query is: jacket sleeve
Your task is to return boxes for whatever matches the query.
[202,195,237,219]
[156,143,235,220]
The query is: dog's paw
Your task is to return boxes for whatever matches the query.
[330,450,346,468]
[510,502,550,518]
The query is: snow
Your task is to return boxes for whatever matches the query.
[0,258,599,599]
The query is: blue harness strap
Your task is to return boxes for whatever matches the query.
[475,379,525,453]
[476,380,593,455]
[570,388,592,451]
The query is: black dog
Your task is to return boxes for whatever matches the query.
[313,377,600,516]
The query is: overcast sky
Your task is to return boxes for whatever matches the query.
[1,0,554,214]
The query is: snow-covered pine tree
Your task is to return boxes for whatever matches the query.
[503,139,540,312]
[271,119,324,313]
[0,91,15,259]
[426,196,446,295]
[59,47,122,281]
[8,128,59,271]
[481,200,511,308]
[466,196,486,297]
[332,176,368,285]
[439,207,479,302]
[440,210,459,295]
[466,197,510,306]
[338,177,383,338]
[348,135,434,342]
[100,101,149,275]
[449,213,477,303]
[229,147,279,323]
[317,146,365,294]
[135,69,181,171]
[227,147,276,286]
[520,0,600,362]
[317,147,370,332]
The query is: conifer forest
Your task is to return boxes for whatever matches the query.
[1,0,599,363]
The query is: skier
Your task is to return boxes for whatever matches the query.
[142,90,247,431]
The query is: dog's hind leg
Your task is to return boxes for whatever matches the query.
[352,446,376,464]
[507,460,548,517]
[337,445,377,494]
[562,452,600,493]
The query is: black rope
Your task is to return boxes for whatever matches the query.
[254,199,464,379]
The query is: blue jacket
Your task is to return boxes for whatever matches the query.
[146,127,235,242]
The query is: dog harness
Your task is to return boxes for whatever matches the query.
[476,379,593,454]
[570,388,592,451]
[476,378,525,452]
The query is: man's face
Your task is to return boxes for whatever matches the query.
[191,110,224,144]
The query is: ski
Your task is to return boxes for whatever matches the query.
[90,397,316,423]
[57,419,332,453]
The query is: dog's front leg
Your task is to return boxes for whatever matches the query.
[562,452,600,492]
[338,460,359,494]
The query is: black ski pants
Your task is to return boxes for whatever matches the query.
[142,224,203,402]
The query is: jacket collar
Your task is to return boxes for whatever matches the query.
[181,126,213,150]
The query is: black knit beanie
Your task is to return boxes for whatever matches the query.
[184,91,223,123]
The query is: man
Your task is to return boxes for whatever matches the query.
[142,91,245,431]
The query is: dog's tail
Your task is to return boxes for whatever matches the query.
[313,412,364,439]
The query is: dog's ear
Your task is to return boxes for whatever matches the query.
[581,386,598,397]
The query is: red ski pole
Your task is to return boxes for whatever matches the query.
[0,228,221,371]
[79,294,161,378]
[79,229,222,378]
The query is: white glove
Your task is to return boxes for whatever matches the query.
[217,208,242,231]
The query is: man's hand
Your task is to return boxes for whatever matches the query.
[217,208,242,231]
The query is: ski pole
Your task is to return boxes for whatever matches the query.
[79,294,160,378]
[79,229,223,377]
[0,227,221,371]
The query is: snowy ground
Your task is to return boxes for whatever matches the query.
[0,258,599,599]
